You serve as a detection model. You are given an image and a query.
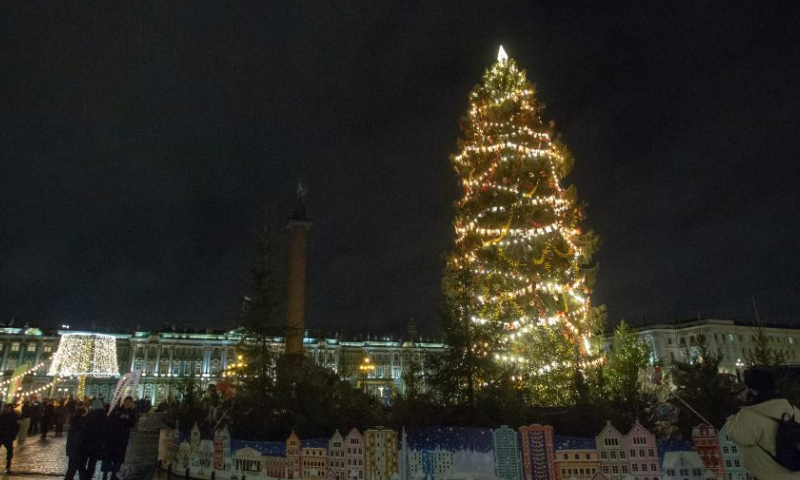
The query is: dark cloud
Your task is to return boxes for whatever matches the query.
[1,1,799,333]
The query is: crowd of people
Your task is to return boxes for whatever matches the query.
[0,394,152,479]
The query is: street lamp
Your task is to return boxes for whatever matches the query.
[358,357,375,393]
[221,354,247,390]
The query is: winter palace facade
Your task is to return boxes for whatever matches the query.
[1,317,799,402]
[0,324,445,402]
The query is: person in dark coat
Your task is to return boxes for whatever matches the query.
[0,403,20,473]
[29,399,42,434]
[65,396,76,426]
[64,406,87,480]
[41,398,55,439]
[81,399,107,480]
[54,401,67,437]
[101,397,137,480]
[20,400,31,423]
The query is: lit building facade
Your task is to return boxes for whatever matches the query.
[0,326,445,402]
[613,319,800,375]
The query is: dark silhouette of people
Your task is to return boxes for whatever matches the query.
[0,403,20,473]
[64,405,87,480]
[28,398,41,435]
[101,396,137,480]
[55,400,66,437]
[81,398,107,480]
[41,398,55,439]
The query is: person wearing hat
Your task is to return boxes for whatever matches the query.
[0,403,20,473]
[724,367,799,480]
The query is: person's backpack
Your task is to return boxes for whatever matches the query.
[759,404,800,472]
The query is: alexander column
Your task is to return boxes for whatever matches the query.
[285,179,312,359]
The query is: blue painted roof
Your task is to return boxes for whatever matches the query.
[657,439,694,464]
[302,438,329,449]
[230,439,286,457]
[553,435,596,451]
[406,427,493,453]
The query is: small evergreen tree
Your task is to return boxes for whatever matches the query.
[239,207,286,389]
[430,264,504,409]
[670,332,735,434]
[228,207,286,439]
[746,323,788,368]
[746,323,800,405]
[605,321,658,429]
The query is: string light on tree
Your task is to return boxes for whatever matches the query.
[48,333,120,398]
[446,46,603,404]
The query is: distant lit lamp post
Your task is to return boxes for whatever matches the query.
[221,354,247,390]
[358,357,375,394]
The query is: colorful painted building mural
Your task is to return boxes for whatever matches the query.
[691,424,724,480]
[553,436,600,480]
[718,426,752,480]
[519,424,555,480]
[492,426,521,480]
[157,419,757,480]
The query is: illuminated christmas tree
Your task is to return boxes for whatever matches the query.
[447,47,602,404]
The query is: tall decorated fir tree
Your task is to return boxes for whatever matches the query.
[446,47,602,404]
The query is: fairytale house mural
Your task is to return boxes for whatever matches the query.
[345,428,366,480]
[191,423,202,468]
[492,426,520,480]
[401,426,497,480]
[235,447,265,477]
[661,451,711,480]
[199,440,215,474]
[214,426,233,473]
[717,426,751,480]
[329,430,346,480]
[553,436,600,480]
[519,424,555,480]
[691,424,724,480]
[364,427,398,480]
[153,417,755,480]
[178,442,192,470]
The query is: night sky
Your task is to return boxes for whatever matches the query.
[2,2,800,334]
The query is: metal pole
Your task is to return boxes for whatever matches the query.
[669,390,717,429]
